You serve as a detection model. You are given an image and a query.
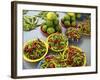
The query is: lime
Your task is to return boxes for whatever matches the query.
[63,14,70,21]
[67,12,75,17]
[54,19,59,26]
[55,26,61,32]
[71,16,76,21]
[42,25,47,32]
[46,12,57,20]
[46,20,54,27]
[47,27,55,34]
[71,21,76,26]
[64,21,71,26]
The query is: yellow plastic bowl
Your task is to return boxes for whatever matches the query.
[23,39,48,62]
[63,45,86,66]
[47,33,68,52]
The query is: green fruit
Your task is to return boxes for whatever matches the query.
[46,20,54,27]
[63,14,70,21]
[64,21,71,26]
[54,19,59,26]
[42,25,47,32]
[71,21,76,26]
[67,12,75,17]
[55,26,61,32]
[71,16,76,21]
[46,12,57,20]
[47,27,55,34]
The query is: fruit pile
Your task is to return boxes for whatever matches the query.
[41,12,61,36]
[61,12,90,42]
[61,12,77,28]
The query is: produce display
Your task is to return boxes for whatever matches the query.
[63,46,86,67]
[77,19,91,36]
[38,54,65,68]
[39,55,59,68]
[61,12,77,28]
[39,54,67,68]
[47,33,68,52]
[39,45,86,68]
[23,16,38,31]
[23,39,48,62]
[65,27,81,42]
[23,10,91,69]
[41,12,61,36]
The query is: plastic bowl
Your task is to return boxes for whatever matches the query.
[23,39,48,62]
[47,33,68,52]
[63,45,86,66]
[65,27,82,44]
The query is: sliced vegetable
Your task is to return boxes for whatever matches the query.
[40,55,62,68]
[63,46,86,67]
[40,55,57,68]
[65,27,81,42]
[23,16,38,31]
[47,33,68,52]
[23,39,48,62]
[82,19,91,36]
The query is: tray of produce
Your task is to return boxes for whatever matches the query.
[23,10,90,69]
